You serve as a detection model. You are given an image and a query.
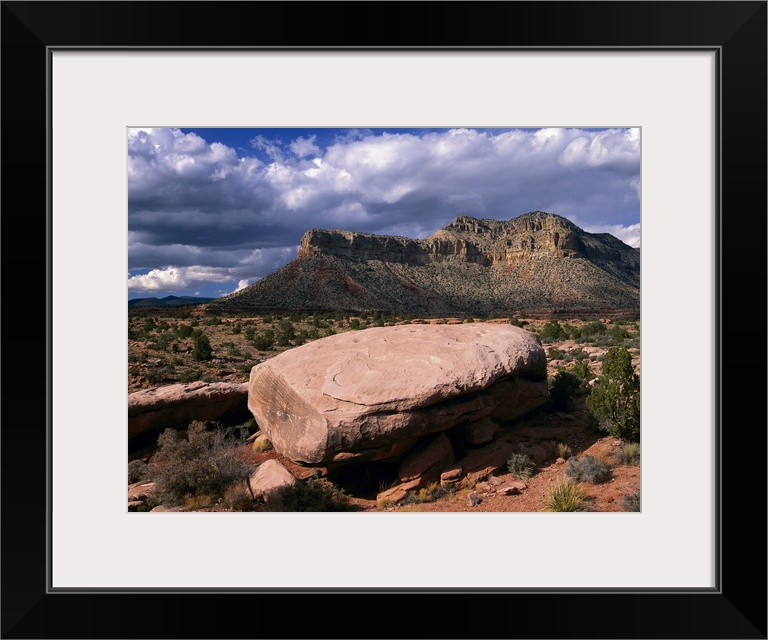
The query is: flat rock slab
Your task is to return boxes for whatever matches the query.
[128,381,250,446]
[248,324,547,465]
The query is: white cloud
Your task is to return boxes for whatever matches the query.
[127,266,239,292]
[582,222,641,248]
[290,135,321,158]
[231,279,250,294]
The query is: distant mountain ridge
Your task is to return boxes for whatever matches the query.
[215,211,640,316]
[128,295,215,307]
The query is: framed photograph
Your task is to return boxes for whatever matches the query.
[3,2,765,638]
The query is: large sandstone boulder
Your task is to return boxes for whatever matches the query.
[128,381,250,448]
[248,324,547,465]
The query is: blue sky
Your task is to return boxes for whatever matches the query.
[128,127,640,300]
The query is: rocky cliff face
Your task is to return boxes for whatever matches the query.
[218,212,640,315]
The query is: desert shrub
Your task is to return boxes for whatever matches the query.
[418,482,449,503]
[610,325,630,343]
[243,326,255,341]
[277,319,295,342]
[569,347,588,361]
[252,329,274,351]
[539,320,566,341]
[349,318,361,330]
[581,320,607,338]
[571,359,595,385]
[618,442,641,466]
[544,479,590,512]
[179,368,202,383]
[556,442,573,459]
[148,421,257,507]
[266,478,352,512]
[564,454,611,484]
[506,453,535,479]
[128,459,148,484]
[231,323,242,335]
[191,334,213,361]
[221,484,255,511]
[145,369,164,386]
[548,347,566,360]
[586,346,640,442]
[549,370,582,411]
[294,330,308,346]
[621,492,641,512]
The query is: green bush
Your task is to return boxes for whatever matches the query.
[581,320,607,338]
[252,329,274,351]
[266,478,352,512]
[548,347,566,360]
[571,359,595,384]
[544,479,590,512]
[191,334,213,361]
[507,453,535,479]
[586,346,640,442]
[148,421,257,507]
[539,320,566,341]
[549,370,582,411]
[277,319,295,342]
[610,325,630,343]
[176,324,194,338]
[564,454,611,484]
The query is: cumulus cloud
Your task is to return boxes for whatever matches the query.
[582,222,641,248]
[290,135,322,158]
[129,127,640,295]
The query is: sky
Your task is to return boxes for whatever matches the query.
[128,127,640,300]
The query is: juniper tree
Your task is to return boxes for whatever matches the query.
[586,346,640,442]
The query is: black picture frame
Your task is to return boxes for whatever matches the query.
[2,2,765,638]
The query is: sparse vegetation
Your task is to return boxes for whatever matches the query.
[403,481,451,505]
[506,453,535,479]
[544,479,590,512]
[621,492,640,511]
[564,454,611,484]
[148,421,257,507]
[556,442,573,459]
[266,478,352,512]
[547,347,566,360]
[221,484,256,511]
[617,442,640,466]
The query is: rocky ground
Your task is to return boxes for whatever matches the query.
[128,314,640,513]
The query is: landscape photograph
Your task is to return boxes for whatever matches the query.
[127,126,641,514]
